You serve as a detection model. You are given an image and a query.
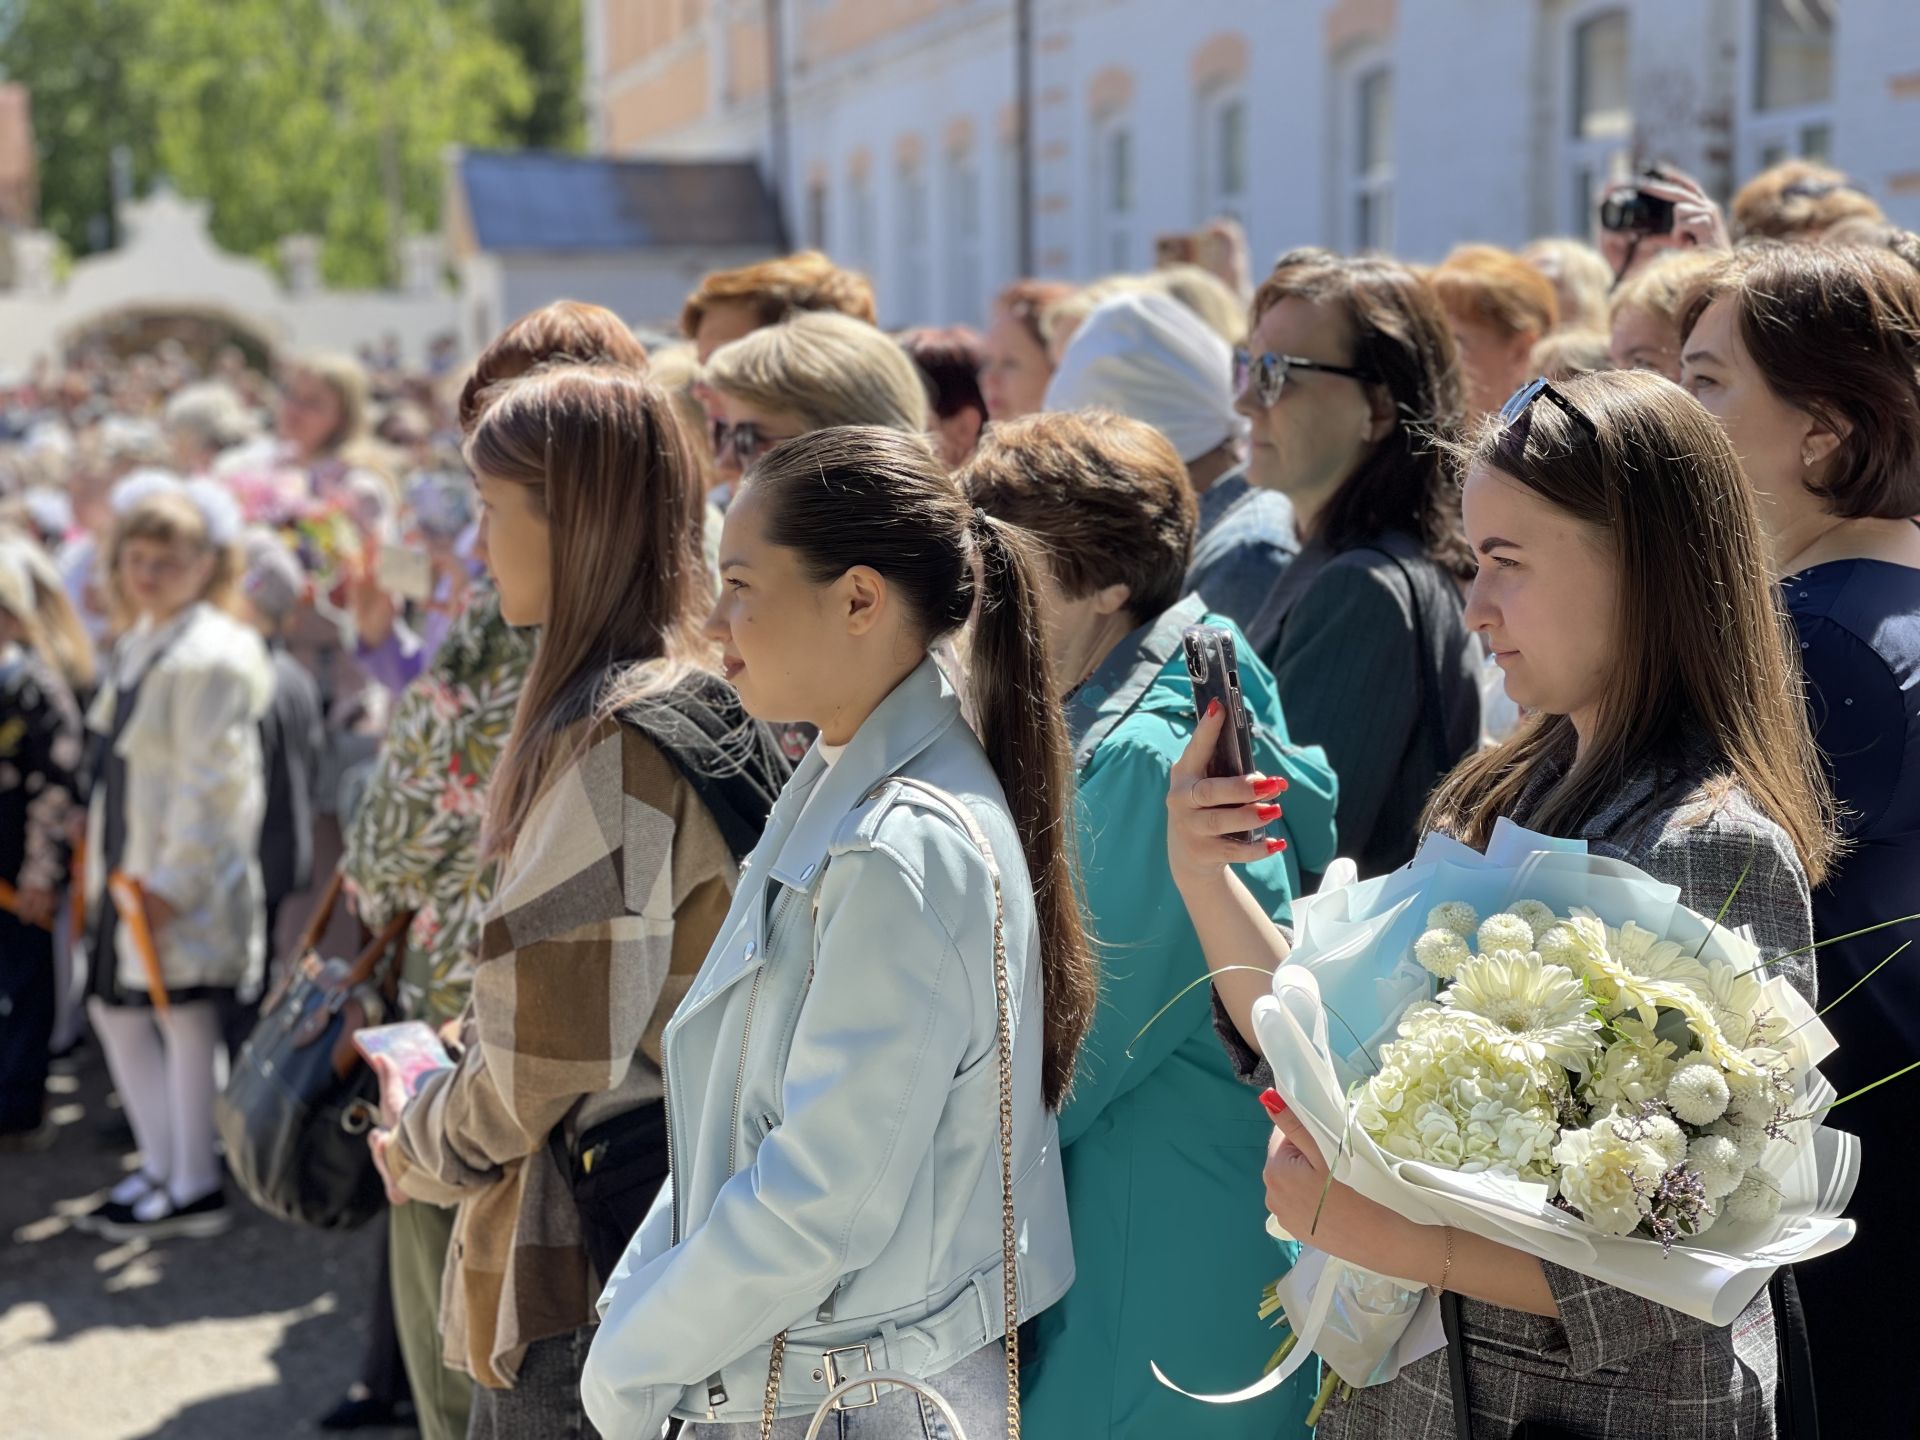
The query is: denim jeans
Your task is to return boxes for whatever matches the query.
[467,1325,601,1440]
[687,1341,1009,1440]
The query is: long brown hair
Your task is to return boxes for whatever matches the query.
[467,366,712,859]
[1253,249,1474,579]
[745,426,1096,1109]
[1422,369,1839,883]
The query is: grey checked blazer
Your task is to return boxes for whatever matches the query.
[1219,735,1816,1440]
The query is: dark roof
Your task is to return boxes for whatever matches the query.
[458,150,787,254]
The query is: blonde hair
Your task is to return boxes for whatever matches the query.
[1732,161,1884,243]
[289,353,372,455]
[1608,249,1724,330]
[1151,263,1249,346]
[0,529,94,693]
[106,491,242,628]
[1528,329,1613,382]
[645,343,716,490]
[701,310,929,434]
[1521,238,1615,332]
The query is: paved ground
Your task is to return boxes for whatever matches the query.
[0,1044,418,1440]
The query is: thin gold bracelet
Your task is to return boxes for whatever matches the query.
[1432,1224,1455,1295]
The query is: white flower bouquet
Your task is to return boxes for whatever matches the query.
[1162,819,1860,1406]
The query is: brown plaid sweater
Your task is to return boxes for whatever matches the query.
[387,715,739,1388]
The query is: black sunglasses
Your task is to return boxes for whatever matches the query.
[1233,348,1376,408]
[1499,377,1600,446]
[709,417,782,464]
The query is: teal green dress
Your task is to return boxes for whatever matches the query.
[1022,598,1338,1440]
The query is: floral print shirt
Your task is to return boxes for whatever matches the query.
[0,645,83,896]
[342,588,533,1025]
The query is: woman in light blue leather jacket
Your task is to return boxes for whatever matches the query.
[582,425,1097,1438]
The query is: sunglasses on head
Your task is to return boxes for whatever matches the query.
[709,417,780,464]
[1498,377,1600,446]
[1232,348,1376,408]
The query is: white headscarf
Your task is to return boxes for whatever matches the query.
[1043,290,1244,463]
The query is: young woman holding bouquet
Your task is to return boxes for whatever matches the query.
[581,426,1095,1438]
[1681,242,1920,1435]
[365,366,788,1440]
[1170,368,1837,1438]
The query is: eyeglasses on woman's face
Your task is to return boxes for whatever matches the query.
[1232,348,1377,409]
[709,417,783,465]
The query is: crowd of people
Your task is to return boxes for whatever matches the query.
[1,153,1917,1440]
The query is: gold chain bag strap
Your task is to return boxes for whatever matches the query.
[760,778,1021,1440]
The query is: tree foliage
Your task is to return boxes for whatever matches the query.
[0,0,584,286]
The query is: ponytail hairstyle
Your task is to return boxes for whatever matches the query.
[465,365,712,860]
[742,426,1096,1108]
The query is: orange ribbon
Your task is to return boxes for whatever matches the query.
[0,878,51,931]
[107,873,171,1013]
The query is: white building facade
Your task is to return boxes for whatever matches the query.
[586,0,1920,328]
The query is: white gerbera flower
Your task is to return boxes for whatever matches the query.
[1478,912,1538,956]
[1508,900,1560,942]
[1667,1061,1732,1125]
[1704,960,1766,1049]
[1427,901,1480,938]
[1721,1170,1784,1226]
[1441,951,1603,1073]
[1553,1120,1666,1237]
[1414,927,1472,980]
[1687,1133,1746,1200]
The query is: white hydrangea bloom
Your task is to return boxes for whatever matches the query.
[1667,1060,1732,1125]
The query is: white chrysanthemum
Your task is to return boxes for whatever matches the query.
[1427,901,1480,939]
[1478,912,1538,956]
[1414,927,1471,980]
[1552,1120,1666,1237]
[1725,1069,1784,1130]
[1607,1110,1688,1170]
[1706,1117,1769,1168]
[1687,1133,1747,1200]
[1580,1017,1680,1112]
[1667,1061,1732,1125]
[1508,900,1560,942]
[1441,950,1602,1073]
[1721,1170,1784,1226]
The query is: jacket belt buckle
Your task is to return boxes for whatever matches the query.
[824,1344,878,1410]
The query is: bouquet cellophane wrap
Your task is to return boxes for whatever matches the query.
[1164,820,1859,1401]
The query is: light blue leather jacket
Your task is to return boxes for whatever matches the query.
[582,658,1073,1436]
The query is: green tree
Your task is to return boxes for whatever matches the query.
[488,0,585,152]
[137,0,533,287]
[0,0,161,256]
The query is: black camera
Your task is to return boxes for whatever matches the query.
[1599,172,1677,235]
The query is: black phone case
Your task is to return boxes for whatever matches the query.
[1182,625,1267,844]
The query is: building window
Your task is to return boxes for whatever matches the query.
[849,171,875,271]
[1198,90,1247,222]
[999,136,1022,286]
[946,148,982,325]
[897,163,930,324]
[806,179,828,252]
[1748,0,1834,169]
[1352,67,1393,252]
[1568,9,1631,236]
[1095,120,1134,271]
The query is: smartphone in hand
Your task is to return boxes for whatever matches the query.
[1182,624,1266,844]
[352,1021,454,1102]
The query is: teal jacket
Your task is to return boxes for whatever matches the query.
[1022,598,1338,1440]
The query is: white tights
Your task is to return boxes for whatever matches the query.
[88,998,223,1205]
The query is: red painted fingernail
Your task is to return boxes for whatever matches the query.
[1265,837,1288,854]
[1205,698,1222,719]
[1252,776,1284,799]
[1258,1089,1287,1117]
[1255,803,1283,821]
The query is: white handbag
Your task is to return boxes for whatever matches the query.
[759,779,1020,1440]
